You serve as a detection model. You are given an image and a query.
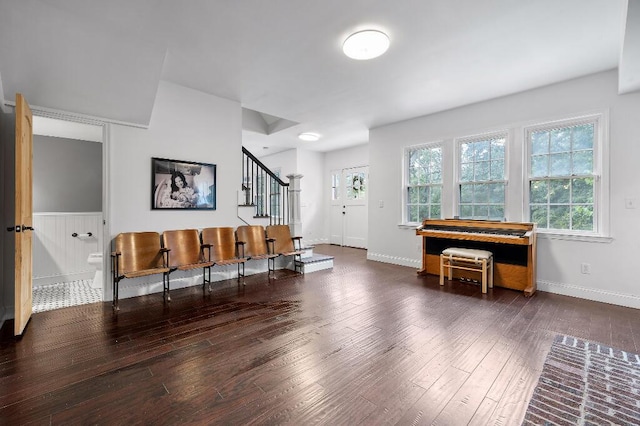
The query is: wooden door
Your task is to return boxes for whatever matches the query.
[14,93,33,336]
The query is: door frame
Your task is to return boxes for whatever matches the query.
[26,107,112,302]
[329,165,369,248]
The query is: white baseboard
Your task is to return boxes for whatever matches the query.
[113,259,289,302]
[34,271,94,288]
[537,280,640,310]
[367,252,421,269]
[303,237,329,247]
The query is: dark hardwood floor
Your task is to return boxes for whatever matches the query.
[1,245,638,425]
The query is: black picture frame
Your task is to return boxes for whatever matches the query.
[151,157,216,210]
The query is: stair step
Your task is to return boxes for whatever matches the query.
[300,254,334,273]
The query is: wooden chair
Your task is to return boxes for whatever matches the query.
[162,229,214,292]
[111,232,170,311]
[235,225,278,274]
[266,225,305,273]
[201,227,248,290]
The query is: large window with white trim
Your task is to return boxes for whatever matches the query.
[526,115,602,233]
[405,143,442,223]
[457,133,507,220]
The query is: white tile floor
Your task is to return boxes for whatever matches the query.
[32,279,103,313]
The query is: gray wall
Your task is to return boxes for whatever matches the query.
[33,135,102,212]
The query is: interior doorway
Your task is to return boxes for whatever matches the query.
[329,166,368,249]
[31,116,104,312]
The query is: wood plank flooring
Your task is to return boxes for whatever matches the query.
[1,245,638,425]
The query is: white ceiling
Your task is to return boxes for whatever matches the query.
[0,0,634,155]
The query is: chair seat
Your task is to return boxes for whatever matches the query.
[123,267,171,279]
[442,247,492,260]
[215,257,248,266]
[279,250,305,257]
[249,253,278,260]
[174,261,214,271]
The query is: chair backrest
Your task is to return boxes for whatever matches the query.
[266,225,294,254]
[236,225,269,257]
[114,232,164,274]
[162,229,202,268]
[201,227,238,262]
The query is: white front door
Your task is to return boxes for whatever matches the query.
[329,167,368,249]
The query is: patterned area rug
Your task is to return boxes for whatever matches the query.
[32,279,102,313]
[522,335,640,425]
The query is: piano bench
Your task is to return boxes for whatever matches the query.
[440,248,494,294]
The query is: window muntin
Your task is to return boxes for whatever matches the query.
[406,144,442,223]
[346,171,366,200]
[458,134,506,220]
[331,172,340,201]
[527,120,598,232]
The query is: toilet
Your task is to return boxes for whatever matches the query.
[87,252,103,289]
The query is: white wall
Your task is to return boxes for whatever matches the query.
[259,148,327,245]
[297,149,325,245]
[368,70,640,309]
[108,80,243,300]
[110,80,242,234]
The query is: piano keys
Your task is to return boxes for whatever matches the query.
[416,218,537,296]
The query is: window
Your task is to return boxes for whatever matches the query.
[346,171,366,200]
[331,172,340,201]
[457,133,506,220]
[526,115,603,234]
[405,143,442,223]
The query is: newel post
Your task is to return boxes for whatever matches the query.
[287,174,303,239]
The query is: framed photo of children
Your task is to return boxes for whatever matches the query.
[151,157,216,210]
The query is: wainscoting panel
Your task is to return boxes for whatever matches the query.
[32,212,103,287]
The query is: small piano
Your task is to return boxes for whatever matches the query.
[416,218,537,296]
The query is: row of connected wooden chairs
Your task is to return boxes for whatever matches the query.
[111,225,303,310]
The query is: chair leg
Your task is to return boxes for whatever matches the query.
[489,257,494,289]
[113,278,120,311]
[164,273,171,302]
[203,266,212,292]
[439,254,445,286]
[481,259,488,294]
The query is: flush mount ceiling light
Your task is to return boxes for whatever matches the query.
[298,132,320,142]
[343,29,390,60]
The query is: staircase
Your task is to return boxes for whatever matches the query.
[240,147,289,226]
[239,147,333,273]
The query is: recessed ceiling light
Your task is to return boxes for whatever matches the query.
[298,132,320,142]
[343,29,390,60]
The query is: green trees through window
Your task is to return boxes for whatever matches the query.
[528,122,596,231]
[406,144,442,222]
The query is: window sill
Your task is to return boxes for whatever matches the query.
[398,223,422,230]
[536,232,613,243]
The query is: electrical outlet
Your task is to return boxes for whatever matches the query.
[378,200,384,208]
[625,197,637,209]
[581,263,591,274]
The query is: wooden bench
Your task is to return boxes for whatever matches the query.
[162,229,214,293]
[440,247,494,294]
[266,225,305,274]
[111,232,171,311]
[201,227,248,289]
[236,225,279,275]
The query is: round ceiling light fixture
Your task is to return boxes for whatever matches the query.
[343,29,390,60]
[298,132,321,142]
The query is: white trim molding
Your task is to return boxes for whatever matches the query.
[537,279,640,310]
[367,252,421,269]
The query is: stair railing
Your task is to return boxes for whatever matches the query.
[241,147,289,225]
